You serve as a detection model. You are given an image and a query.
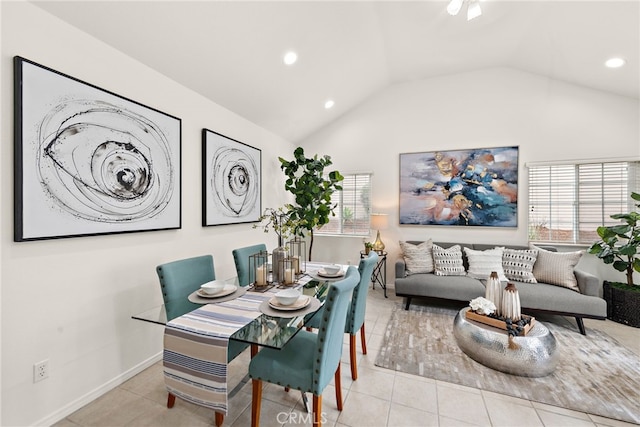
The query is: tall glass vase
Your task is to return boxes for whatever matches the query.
[272,239,289,285]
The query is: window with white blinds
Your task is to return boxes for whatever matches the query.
[316,173,372,236]
[528,161,640,244]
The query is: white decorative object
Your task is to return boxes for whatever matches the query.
[464,247,507,281]
[284,268,295,284]
[256,265,267,286]
[485,271,503,316]
[469,297,496,316]
[501,283,522,321]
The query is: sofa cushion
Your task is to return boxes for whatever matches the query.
[514,281,606,317]
[530,244,584,292]
[502,248,538,283]
[433,244,466,276]
[399,240,434,275]
[464,246,507,281]
[395,273,487,301]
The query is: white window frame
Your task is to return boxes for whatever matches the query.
[527,159,639,244]
[316,172,373,237]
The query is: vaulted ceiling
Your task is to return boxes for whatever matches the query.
[33,1,639,143]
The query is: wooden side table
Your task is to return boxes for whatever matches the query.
[360,250,388,298]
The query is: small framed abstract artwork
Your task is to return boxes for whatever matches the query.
[399,146,518,227]
[202,129,261,226]
[14,56,182,241]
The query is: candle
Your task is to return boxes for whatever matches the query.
[284,268,295,284]
[256,265,266,286]
[292,256,301,274]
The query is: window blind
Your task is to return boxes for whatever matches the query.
[528,161,639,244]
[316,172,372,236]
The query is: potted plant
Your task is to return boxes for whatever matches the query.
[364,241,374,255]
[588,192,640,327]
[278,147,344,260]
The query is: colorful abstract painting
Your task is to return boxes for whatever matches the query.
[399,146,518,227]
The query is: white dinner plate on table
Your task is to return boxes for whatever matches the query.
[268,295,311,311]
[196,284,237,298]
[317,268,345,278]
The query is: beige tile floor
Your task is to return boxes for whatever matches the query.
[54,284,639,427]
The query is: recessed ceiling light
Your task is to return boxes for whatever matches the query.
[283,51,298,66]
[324,100,335,109]
[605,57,626,68]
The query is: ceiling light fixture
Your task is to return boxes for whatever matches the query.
[447,0,482,21]
[605,57,626,69]
[283,51,298,66]
[324,100,335,109]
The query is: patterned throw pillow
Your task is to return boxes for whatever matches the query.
[433,244,466,276]
[530,244,584,292]
[502,248,538,283]
[464,247,507,281]
[400,240,434,275]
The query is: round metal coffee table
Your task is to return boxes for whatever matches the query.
[453,307,559,377]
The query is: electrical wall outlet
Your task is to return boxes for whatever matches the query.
[34,359,49,383]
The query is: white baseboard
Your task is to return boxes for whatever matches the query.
[35,352,162,427]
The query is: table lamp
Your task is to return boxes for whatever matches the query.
[371,213,389,252]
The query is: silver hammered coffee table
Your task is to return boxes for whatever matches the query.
[453,307,559,377]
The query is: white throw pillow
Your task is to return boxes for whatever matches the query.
[400,240,434,275]
[433,244,466,276]
[464,247,507,281]
[502,248,538,283]
[530,244,584,292]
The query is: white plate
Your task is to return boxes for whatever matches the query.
[196,284,237,298]
[268,295,311,311]
[317,269,345,278]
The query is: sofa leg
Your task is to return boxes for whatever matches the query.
[404,297,412,310]
[575,317,586,335]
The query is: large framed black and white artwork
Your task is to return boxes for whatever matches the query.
[202,129,261,226]
[14,56,181,241]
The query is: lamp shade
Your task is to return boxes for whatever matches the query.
[370,213,389,231]
[370,213,388,252]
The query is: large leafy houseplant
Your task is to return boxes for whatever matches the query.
[588,191,640,288]
[278,147,344,260]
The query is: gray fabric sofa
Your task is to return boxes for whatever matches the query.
[394,241,607,335]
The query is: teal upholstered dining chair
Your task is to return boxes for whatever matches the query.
[232,243,268,287]
[306,251,378,380]
[248,266,360,427]
[156,255,249,427]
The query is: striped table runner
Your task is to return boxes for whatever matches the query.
[163,291,273,414]
[162,265,333,414]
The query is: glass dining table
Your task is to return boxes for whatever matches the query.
[131,275,330,349]
[131,265,342,410]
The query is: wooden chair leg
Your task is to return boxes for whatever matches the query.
[167,392,176,408]
[360,323,367,355]
[334,363,343,411]
[251,379,262,427]
[284,387,290,392]
[349,334,358,380]
[215,411,224,427]
[313,394,323,427]
[251,344,258,358]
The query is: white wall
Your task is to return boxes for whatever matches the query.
[1,2,292,425]
[303,68,640,285]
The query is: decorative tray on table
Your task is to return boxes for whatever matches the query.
[465,310,536,336]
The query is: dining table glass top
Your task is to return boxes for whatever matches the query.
[132,271,334,350]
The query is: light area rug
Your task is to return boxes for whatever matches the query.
[375,303,640,424]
